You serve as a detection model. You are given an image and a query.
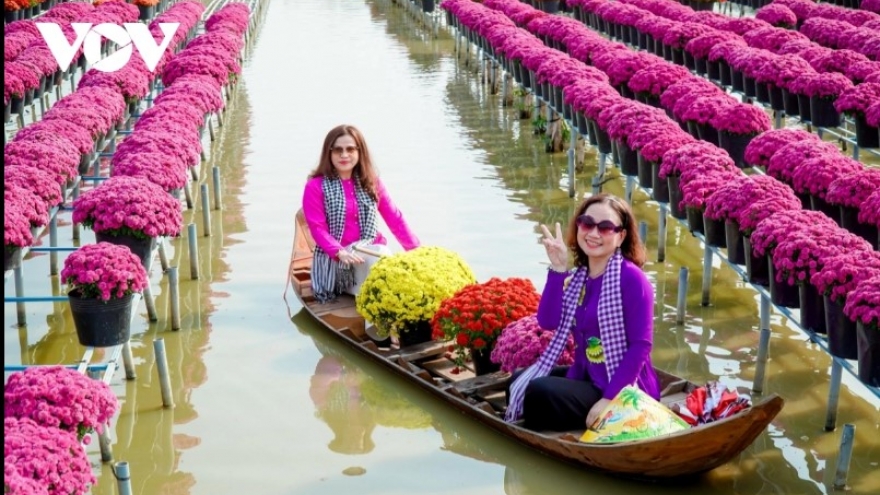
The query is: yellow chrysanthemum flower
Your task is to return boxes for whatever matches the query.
[355,246,476,338]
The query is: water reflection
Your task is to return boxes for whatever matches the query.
[302,312,435,457]
[310,341,378,455]
[356,2,879,493]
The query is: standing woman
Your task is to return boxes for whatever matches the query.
[506,193,659,431]
[302,124,420,303]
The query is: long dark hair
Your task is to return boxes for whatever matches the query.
[308,124,379,201]
[566,193,646,268]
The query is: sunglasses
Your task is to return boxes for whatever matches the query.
[330,146,359,156]
[576,215,624,235]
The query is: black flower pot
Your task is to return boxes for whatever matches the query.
[668,175,687,219]
[398,320,434,347]
[856,322,880,387]
[697,123,719,146]
[672,48,685,66]
[652,162,670,203]
[470,347,501,376]
[743,75,758,98]
[620,25,632,46]
[583,116,598,145]
[854,113,880,148]
[563,101,573,122]
[684,51,696,71]
[768,260,800,308]
[810,195,842,226]
[575,111,590,138]
[638,32,649,51]
[687,120,700,140]
[840,205,879,249]
[552,86,563,113]
[718,131,757,169]
[695,57,708,76]
[743,235,770,286]
[538,0,560,14]
[686,207,705,234]
[780,87,800,116]
[511,59,523,85]
[653,36,664,57]
[797,94,812,122]
[703,214,727,248]
[708,60,722,83]
[767,84,786,112]
[421,0,435,12]
[810,96,841,128]
[731,69,745,93]
[724,221,746,265]
[825,296,858,359]
[68,290,134,347]
[590,120,613,154]
[137,5,154,21]
[617,141,639,176]
[95,232,157,268]
[755,81,771,105]
[798,283,826,334]
[636,154,653,188]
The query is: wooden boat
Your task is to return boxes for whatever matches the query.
[288,210,785,480]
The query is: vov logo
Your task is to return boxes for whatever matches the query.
[36,22,180,73]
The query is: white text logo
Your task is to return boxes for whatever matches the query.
[36,22,180,73]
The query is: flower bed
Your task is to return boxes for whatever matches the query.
[750,210,837,258]
[789,154,862,200]
[4,417,95,495]
[61,242,149,301]
[709,104,772,136]
[766,140,841,183]
[770,229,872,286]
[825,169,880,210]
[843,276,880,332]
[812,252,880,305]
[743,128,818,168]
[859,190,880,228]
[72,176,183,239]
[4,204,34,255]
[5,366,118,441]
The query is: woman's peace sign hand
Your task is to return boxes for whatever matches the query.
[540,223,568,272]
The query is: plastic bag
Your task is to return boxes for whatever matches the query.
[672,381,751,426]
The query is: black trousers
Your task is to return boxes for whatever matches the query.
[507,366,603,432]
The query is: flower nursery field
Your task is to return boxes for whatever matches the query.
[4,0,879,494]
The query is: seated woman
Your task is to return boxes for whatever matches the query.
[302,124,420,303]
[506,193,659,431]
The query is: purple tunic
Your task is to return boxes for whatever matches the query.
[536,260,660,401]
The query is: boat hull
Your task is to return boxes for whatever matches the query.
[289,210,784,480]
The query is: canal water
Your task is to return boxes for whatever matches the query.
[4,0,878,494]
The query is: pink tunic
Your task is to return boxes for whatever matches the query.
[302,176,420,258]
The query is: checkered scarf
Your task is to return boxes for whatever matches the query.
[311,174,378,303]
[505,251,626,423]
